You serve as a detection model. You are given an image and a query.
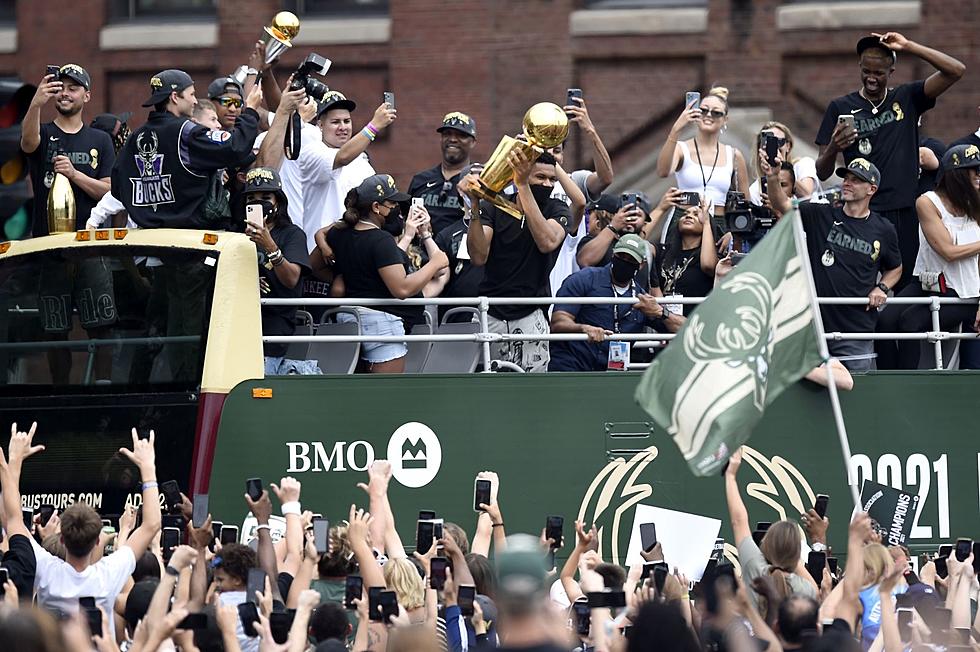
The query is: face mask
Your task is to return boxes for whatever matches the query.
[529,183,553,209]
[381,204,403,236]
[610,257,640,285]
[246,199,276,222]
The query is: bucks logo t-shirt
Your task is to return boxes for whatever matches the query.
[816,81,935,212]
[27,123,115,236]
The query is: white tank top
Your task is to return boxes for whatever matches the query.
[914,191,980,298]
[675,140,735,207]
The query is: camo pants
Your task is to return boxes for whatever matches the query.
[487,310,550,373]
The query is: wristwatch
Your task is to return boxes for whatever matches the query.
[811,542,828,553]
[660,305,672,320]
[876,281,890,293]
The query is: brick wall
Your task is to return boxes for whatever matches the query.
[0,0,975,190]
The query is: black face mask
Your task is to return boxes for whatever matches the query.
[246,199,276,222]
[381,204,403,236]
[610,257,640,285]
[529,183,553,209]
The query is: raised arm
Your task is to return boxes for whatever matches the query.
[357,460,405,558]
[120,429,162,559]
[555,164,586,232]
[656,105,699,178]
[245,489,283,601]
[334,103,396,169]
[872,32,966,99]
[270,476,304,575]
[347,504,385,588]
[458,173,492,266]
[20,76,60,155]
[724,448,752,545]
[559,521,596,604]
[0,422,44,539]
[564,96,614,197]
[255,82,308,170]
[511,149,566,254]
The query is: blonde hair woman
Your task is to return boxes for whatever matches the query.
[748,120,822,205]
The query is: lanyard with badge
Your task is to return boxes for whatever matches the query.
[607,285,635,371]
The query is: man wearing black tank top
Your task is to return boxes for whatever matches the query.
[815,32,964,291]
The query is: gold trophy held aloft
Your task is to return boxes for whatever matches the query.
[47,157,76,234]
[472,102,568,219]
[260,12,300,65]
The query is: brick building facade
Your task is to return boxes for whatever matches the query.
[0,0,976,193]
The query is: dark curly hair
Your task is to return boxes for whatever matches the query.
[213,543,256,585]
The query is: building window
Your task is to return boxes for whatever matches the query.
[107,0,216,21]
[282,0,389,16]
[582,0,706,7]
[0,0,15,23]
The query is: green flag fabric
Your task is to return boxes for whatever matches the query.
[635,209,824,477]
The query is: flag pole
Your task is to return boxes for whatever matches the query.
[788,204,862,510]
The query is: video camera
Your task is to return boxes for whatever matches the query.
[284,53,331,161]
[723,191,774,235]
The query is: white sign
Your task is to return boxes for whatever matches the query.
[624,504,721,580]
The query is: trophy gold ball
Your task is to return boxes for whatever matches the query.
[262,12,300,64]
[522,102,569,149]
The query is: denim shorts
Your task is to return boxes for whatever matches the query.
[337,309,408,364]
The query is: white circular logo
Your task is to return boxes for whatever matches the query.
[387,422,442,488]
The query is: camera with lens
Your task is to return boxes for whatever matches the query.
[289,53,331,103]
[723,191,774,235]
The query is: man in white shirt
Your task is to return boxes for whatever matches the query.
[0,424,162,621]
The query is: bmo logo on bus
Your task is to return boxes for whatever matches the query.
[285,422,443,488]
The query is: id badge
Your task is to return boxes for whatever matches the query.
[607,340,630,371]
[457,234,470,260]
[664,294,683,316]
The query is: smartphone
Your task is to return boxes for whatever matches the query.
[755,522,772,532]
[246,568,267,604]
[432,519,444,545]
[814,494,829,519]
[411,197,424,210]
[380,590,398,622]
[210,521,223,543]
[679,191,701,207]
[418,510,436,521]
[0,568,8,589]
[22,508,33,529]
[269,611,294,644]
[837,114,855,132]
[653,564,669,594]
[934,555,948,578]
[546,515,563,549]
[730,252,748,266]
[807,551,827,580]
[38,504,55,527]
[238,602,259,637]
[220,525,239,545]
[954,538,972,562]
[84,607,102,637]
[46,65,60,78]
[897,608,913,641]
[245,478,263,502]
[430,557,448,590]
[685,91,700,109]
[566,88,583,114]
[162,527,180,559]
[474,479,492,513]
[587,591,627,609]
[752,530,765,545]
[368,586,383,622]
[639,523,657,553]
[313,518,330,555]
[383,91,395,110]
[416,519,435,553]
[177,612,207,630]
[573,601,591,635]
[620,192,639,210]
[827,557,839,576]
[344,575,363,610]
[160,480,181,513]
[457,585,476,617]
[763,132,780,166]
[192,494,209,529]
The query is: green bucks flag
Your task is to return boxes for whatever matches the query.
[635,209,824,476]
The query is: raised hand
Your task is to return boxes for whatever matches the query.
[871,31,909,51]
[119,428,156,478]
[245,489,273,524]
[270,476,302,504]
[356,460,392,497]
[8,422,44,467]
[372,102,397,130]
[347,504,372,546]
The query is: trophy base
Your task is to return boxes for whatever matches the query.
[471,183,523,220]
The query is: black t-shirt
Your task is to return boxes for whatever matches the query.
[816,81,935,212]
[27,122,115,236]
[949,131,980,150]
[800,202,901,333]
[2,533,36,602]
[917,136,945,196]
[261,223,312,357]
[477,196,571,320]
[434,218,485,316]
[408,164,467,236]
[326,226,424,326]
[654,244,713,316]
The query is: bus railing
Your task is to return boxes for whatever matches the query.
[261,295,980,372]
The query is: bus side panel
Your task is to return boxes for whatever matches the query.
[207,373,979,561]
[188,391,228,495]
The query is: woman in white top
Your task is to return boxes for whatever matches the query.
[747,120,822,205]
[656,86,750,213]
[875,144,980,369]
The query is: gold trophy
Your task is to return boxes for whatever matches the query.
[260,12,300,65]
[472,102,569,218]
[47,168,75,234]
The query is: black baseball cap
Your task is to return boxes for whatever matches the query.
[355,174,410,205]
[244,167,283,194]
[836,157,881,185]
[856,35,897,63]
[58,64,91,90]
[588,194,620,214]
[207,76,244,100]
[90,112,132,134]
[942,143,980,171]
[142,69,195,107]
[437,112,477,138]
[315,90,356,118]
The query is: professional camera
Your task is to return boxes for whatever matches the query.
[289,53,331,103]
[723,191,774,234]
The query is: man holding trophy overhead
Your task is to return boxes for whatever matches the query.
[459,103,572,372]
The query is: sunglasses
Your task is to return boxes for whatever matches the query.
[699,107,726,119]
[216,97,243,109]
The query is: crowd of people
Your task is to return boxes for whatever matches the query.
[0,423,977,652]
[20,31,980,374]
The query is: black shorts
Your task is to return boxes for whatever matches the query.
[39,257,117,332]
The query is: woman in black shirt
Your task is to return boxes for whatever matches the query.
[654,204,717,316]
[327,174,448,373]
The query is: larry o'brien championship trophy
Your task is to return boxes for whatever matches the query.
[260,11,300,64]
[472,102,568,218]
